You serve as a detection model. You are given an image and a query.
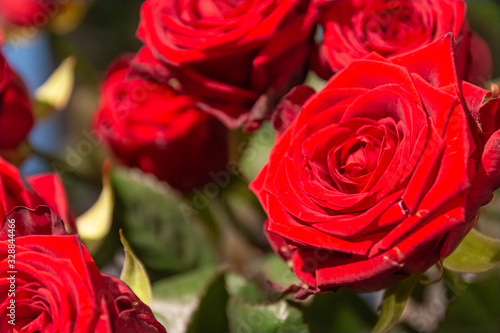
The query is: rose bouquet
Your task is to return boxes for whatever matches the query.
[1,0,500,332]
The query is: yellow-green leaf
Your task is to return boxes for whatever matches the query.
[373,274,420,333]
[76,162,113,253]
[34,57,76,118]
[49,0,88,35]
[120,230,153,306]
[443,228,500,273]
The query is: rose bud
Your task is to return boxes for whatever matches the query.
[0,52,33,157]
[251,35,500,296]
[132,0,317,130]
[93,56,228,193]
[0,205,166,332]
[313,0,492,86]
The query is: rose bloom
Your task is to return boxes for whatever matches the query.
[0,206,166,332]
[132,0,317,130]
[314,0,492,85]
[93,56,228,192]
[0,157,77,234]
[0,52,33,155]
[0,0,60,27]
[251,35,500,295]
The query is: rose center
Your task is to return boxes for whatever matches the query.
[340,141,366,176]
[337,137,380,178]
[195,0,247,19]
[361,1,424,54]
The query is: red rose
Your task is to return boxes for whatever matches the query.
[0,157,77,234]
[132,0,317,130]
[0,0,60,27]
[314,0,492,85]
[0,206,166,332]
[93,56,228,192]
[0,52,33,154]
[251,35,500,295]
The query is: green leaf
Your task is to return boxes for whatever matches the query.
[111,168,215,277]
[373,274,420,333]
[119,230,152,306]
[437,273,500,333]
[226,273,266,303]
[151,267,228,333]
[443,228,500,273]
[278,308,310,333]
[410,279,427,304]
[239,122,276,181]
[186,272,229,333]
[263,254,300,288]
[228,300,309,333]
[303,290,377,333]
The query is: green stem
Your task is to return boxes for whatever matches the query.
[191,199,224,260]
[216,196,269,251]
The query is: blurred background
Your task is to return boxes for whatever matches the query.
[3,0,144,214]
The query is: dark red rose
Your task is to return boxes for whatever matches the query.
[132,0,317,130]
[93,56,228,192]
[0,206,166,332]
[314,0,492,85]
[0,52,33,155]
[251,35,500,296]
[0,0,61,27]
[0,157,76,233]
